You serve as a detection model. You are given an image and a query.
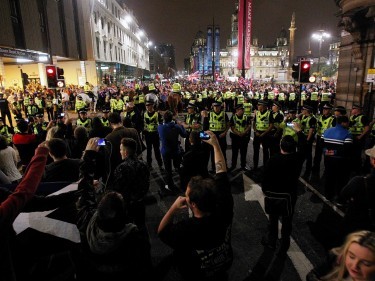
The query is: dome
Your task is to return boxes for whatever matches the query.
[195,30,205,39]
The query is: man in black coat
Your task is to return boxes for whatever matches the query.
[261,122,305,255]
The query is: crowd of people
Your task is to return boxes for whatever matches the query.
[0,77,375,280]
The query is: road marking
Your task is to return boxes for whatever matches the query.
[243,174,313,280]
[299,177,344,217]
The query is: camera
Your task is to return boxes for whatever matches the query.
[199,131,210,140]
[97,138,106,146]
[286,122,294,128]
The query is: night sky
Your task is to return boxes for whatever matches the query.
[124,0,340,70]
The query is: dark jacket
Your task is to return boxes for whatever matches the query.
[76,150,151,280]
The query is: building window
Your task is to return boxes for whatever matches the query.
[108,22,111,33]
[101,17,104,29]
[96,37,100,58]
[104,41,107,59]
[94,12,97,24]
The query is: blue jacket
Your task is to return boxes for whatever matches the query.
[322,124,353,158]
[158,122,187,156]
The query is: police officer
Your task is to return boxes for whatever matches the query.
[349,104,370,175]
[229,104,252,171]
[100,109,111,127]
[76,110,92,131]
[182,102,201,152]
[0,117,13,145]
[252,100,274,171]
[243,95,253,118]
[124,101,142,134]
[25,98,39,117]
[143,100,163,169]
[34,113,49,141]
[269,101,284,156]
[300,104,317,180]
[111,93,125,116]
[280,108,300,143]
[202,101,229,172]
[312,104,334,178]
[75,95,87,113]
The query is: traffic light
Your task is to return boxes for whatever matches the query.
[292,63,300,81]
[56,67,65,88]
[46,65,57,88]
[299,60,311,83]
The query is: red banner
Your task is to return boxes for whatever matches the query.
[237,0,252,70]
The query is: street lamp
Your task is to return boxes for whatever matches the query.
[312,30,330,73]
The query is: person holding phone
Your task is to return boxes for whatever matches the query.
[158,131,234,280]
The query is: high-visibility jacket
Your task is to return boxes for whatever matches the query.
[209,111,226,132]
[311,92,319,101]
[243,103,252,116]
[349,115,365,136]
[301,114,316,135]
[233,114,249,133]
[317,115,334,136]
[289,93,296,101]
[77,118,92,130]
[321,92,330,102]
[144,111,159,132]
[255,110,270,131]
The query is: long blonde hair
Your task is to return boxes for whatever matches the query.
[322,230,375,280]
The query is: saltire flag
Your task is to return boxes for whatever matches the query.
[188,71,200,82]
[11,182,80,276]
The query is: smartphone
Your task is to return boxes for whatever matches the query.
[97,138,106,146]
[25,118,29,122]
[60,113,65,117]
[199,131,210,140]
[286,122,294,128]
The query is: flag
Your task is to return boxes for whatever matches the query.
[11,182,80,276]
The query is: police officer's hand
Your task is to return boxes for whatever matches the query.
[201,110,208,118]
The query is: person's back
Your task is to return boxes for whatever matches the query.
[180,131,209,191]
[76,139,152,280]
[12,119,38,168]
[158,131,233,280]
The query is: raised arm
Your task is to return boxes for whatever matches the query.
[203,130,227,174]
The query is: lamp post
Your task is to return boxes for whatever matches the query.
[311,30,330,74]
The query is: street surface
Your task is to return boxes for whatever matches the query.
[9,109,346,280]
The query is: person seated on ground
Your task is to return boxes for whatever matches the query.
[157,131,234,281]
[75,138,152,281]
[0,141,82,281]
[12,119,38,170]
[306,230,375,281]
[110,137,150,229]
[0,135,22,184]
[179,130,209,191]
[42,138,81,182]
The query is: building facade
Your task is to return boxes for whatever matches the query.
[90,0,150,85]
[334,0,375,118]
[0,0,87,89]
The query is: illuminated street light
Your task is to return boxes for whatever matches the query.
[312,30,330,73]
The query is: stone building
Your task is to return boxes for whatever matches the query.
[334,0,375,118]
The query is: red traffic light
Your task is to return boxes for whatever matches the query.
[301,62,310,70]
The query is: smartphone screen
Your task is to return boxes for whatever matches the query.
[199,131,210,140]
[287,122,294,128]
[97,138,106,146]
[60,113,65,117]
